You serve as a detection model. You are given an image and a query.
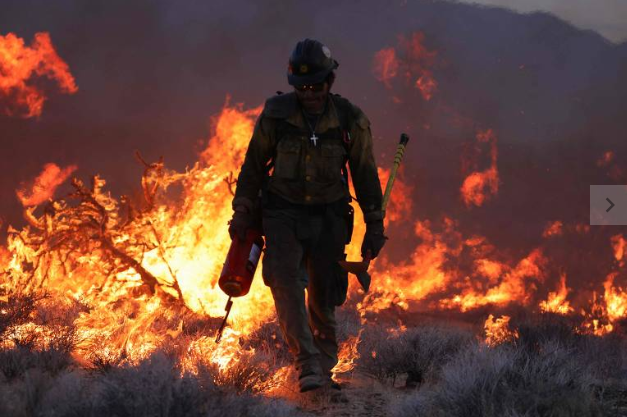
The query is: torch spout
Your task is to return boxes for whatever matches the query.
[215,296,233,343]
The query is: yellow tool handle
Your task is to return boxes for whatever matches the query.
[382,133,410,214]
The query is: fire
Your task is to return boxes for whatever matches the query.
[415,73,437,101]
[539,273,573,315]
[542,221,563,238]
[1,98,276,375]
[603,273,627,324]
[16,163,78,206]
[460,129,499,207]
[372,31,438,101]
[596,150,614,167]
[484,314,518,347]
[331,330,362,377]
[4,90,627,406]
[372,48,399,88]
[612,234,626,267]
[0,32,77,118]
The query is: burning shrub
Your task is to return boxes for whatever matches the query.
[0,293,81,380]
[0,291,42,338]
[0,351,305,417]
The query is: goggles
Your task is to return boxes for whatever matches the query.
[294,83,325,92]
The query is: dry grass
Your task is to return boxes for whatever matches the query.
[1,291,626,417]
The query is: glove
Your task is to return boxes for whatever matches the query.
[228,206,253,240]
[361,220,387,259]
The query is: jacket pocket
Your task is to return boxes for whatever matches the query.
[273,137,302,179]
[318,141,346,182]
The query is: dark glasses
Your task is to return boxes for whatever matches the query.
[295,83,325,92]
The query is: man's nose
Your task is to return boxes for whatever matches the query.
[303,90,314,98]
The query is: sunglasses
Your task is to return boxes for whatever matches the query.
[294,83,325,92]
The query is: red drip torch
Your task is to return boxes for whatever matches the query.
[215,227,264,343]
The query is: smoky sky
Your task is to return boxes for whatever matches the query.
[1,0,626,293]
[457,0,627,43]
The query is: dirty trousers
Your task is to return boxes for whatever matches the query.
[262,204,348,377]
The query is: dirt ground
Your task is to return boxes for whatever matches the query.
[272,372,404,417]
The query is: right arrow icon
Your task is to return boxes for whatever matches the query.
[607,197,615,212]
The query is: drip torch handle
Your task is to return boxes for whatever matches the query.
[215,296,233,343]
[382,133,410,214]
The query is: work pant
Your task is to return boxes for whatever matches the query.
[261,199,348,377]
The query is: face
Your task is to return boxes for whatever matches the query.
[294,82,329,114]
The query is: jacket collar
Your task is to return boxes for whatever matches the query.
[285,94,341,133]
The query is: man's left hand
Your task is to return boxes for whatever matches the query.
[361,220,387,259]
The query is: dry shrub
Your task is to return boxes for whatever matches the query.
[358,324,473,385]
[0,351,306,417]
[391,340,610,417]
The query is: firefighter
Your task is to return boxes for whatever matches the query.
[229,39,386,392]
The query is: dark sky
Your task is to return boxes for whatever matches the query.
[458,0,627,43]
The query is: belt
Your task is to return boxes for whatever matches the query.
[265,191,337,215]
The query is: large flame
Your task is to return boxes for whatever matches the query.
[0,32,77,118]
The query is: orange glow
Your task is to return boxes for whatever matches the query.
[16,163,78,206]
[331,330,362,378]
[484,314,518,347]
[373,32,438,101]
[596,151,614,167]
[372,48,399,88]
[0,32,77,118]
[461,129,499,207]
[415,73,437,101]
[603,273,627,323]
[542,221,563,238]
[539,274,573,315]
[441,249,546,311]
[611,234,626,267]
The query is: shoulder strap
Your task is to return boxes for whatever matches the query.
[330,94,355,154]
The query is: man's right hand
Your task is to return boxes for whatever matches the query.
[228,206,253,240]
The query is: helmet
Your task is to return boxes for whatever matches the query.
[287,39,339,86]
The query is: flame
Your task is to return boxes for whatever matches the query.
[373,32,438,101]
[16,163,78,206]
[372,48,399,88]
[611,234,626,267]
[484,314,518,347]
[331,329,362,377]
[460,129,499,207]
[415,73,437,101]
[2,98,275,377]
[542,221,563,238]
[603,273,627,324]
[0,32,77,118]
[539,273,573,315]
[597,151,614,167]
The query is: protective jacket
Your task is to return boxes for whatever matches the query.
[232,92,383,222]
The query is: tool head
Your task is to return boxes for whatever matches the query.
[338,252,372,292]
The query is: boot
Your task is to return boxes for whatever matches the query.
[298,362,325,393]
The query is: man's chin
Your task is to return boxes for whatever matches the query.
[302,101,324,113]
